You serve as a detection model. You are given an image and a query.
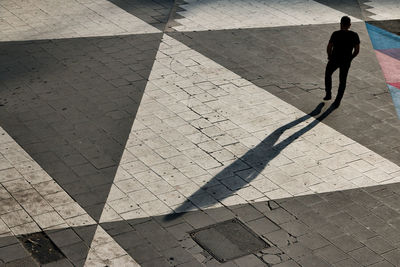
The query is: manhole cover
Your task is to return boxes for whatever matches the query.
[190,218,269,262]
[18,232,65,264]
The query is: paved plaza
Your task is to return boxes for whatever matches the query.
[0,0,400,266]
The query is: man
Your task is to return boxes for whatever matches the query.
[324,16,360,107]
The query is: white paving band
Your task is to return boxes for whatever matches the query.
[0,0,160,42]
[100,34,400,223]
[172,0,361,32]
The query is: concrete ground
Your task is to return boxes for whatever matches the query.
[0,0,400,266]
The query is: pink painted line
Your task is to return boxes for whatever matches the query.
[389,82,400,90]
[375,51,400,83]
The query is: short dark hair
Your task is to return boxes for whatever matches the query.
[341,16,351,26]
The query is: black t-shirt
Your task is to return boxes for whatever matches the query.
[329,30,360,62]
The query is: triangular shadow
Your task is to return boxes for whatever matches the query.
[366,22,400,50]
[388,84,400,119]
[106,0,175,31]
[0,33,163,222]
[313,0,365,20]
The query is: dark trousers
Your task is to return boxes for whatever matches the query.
[325,60,351,103]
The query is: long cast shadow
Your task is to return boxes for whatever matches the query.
[165,102,338,221]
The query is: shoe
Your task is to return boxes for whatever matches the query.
[323,93,331,101]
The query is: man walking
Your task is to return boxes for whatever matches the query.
[324,16,360,107]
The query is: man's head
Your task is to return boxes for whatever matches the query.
[340,16,351,30]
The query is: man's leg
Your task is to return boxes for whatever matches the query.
[334,62,351,106]
[324,60,338,100]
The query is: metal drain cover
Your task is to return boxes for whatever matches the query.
[190,218,269,262]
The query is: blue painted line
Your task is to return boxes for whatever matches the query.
[366,23,400,50]
[388,84,400,119]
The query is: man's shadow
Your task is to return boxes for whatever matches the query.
[165,102,337,221]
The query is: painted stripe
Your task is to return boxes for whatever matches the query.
[389,82,400,89]
[379,48,400,61]
[388,84,400,119]
[375,51,400,84]
[366,23,400,50]
[365,23,400,120]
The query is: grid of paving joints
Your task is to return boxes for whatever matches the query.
[0,33,163,222]
[95,32,400,266]
[0,0,161,41]
[1,0,400,266]
[168,21,400,162]
[100,186,400,266]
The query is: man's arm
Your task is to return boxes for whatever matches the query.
[327,42,333,60]
[352,44,360,59]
